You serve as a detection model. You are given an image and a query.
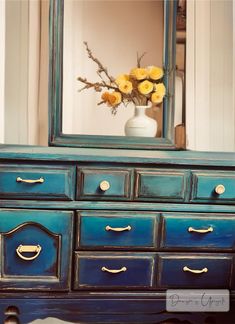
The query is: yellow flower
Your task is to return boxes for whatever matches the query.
[148,66,164,80]
[138,80,154,95]
[130,68,148,80]
[118,80,133,94]
[108,91,122,106]
[155,83,166,96]
[151,92,164,104]
[101,92,111,102]
[101,91,122,106]
[115,74,129,85]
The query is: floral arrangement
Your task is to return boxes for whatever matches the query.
[77,42,166,114]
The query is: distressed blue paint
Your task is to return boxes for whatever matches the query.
[78,169,131,200]
[3,223,59,277]
[78,212,158,249]
[158,254,233,288]
[0,164,75,200]
[2,296,235,324]
[136,169,188,201]
[161,214,235,250]
[74,252,156,289]
[192,171,235,203]
[0,209,73,290]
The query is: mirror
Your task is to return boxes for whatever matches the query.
[50,0,177,149]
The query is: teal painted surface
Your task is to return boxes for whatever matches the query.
[74,252,155,289]
[158,254,233,288]
[0,209,73,290]
[0,164,75,200]
[135,169,188,201]
[78,211,158,249]
[192,171,235,203]
[78,169,131,200]
[2,144,235,167]
[161,214,235,250]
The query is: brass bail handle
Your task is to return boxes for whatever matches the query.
[188,226,213,234]
[16,177,44,184]
[183,266,208,274]
[101,266,127,274]
[105,225,132,232]
[16,244,42,261]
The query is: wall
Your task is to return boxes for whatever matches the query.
[63,0,164,136]
[4,0,48,146]
[186,0,235,151]
[0,0,5,143]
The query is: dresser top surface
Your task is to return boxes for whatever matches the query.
[0,144,234,167]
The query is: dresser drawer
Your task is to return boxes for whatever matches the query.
[158,254,232,288]
[77,168,131,200]
[135,169,188,201]
[0,209,73,290]
[160,213,235,250]
[74,252,155,289]
[76,211,159,250]
[0,164,75,200]
[191,171,235,203]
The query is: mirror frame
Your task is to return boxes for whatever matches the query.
[49,0,177,150]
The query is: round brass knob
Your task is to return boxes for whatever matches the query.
[215,184,225,195]
[99,180,110,191]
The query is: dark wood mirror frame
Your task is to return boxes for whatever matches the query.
[48,0,177,150]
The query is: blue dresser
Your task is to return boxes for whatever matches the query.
[1,145,235,323]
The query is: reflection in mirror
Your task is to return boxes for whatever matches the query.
[62,0,164,137]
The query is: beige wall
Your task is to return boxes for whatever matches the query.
[62,0,164,136]
[0,0,5,143]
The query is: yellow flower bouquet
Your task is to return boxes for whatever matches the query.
[77,42,166,114]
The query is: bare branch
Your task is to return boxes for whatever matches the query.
[137,52,147,68]
[84,41,114,84]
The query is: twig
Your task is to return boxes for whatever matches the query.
[77,77,117,92]
[137,52,147,68]
[84,41,114,84]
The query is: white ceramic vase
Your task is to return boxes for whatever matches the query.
[124,105,157,137]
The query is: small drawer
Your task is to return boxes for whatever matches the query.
[158,253,232,288]
[74,252,155,289]
[135,169,188,201]
[0,208,73,290]
[76,211,159,250]
[160,213,235,250]
[191,171,235,203]
[77,168,131,200]
[0,164,75,200]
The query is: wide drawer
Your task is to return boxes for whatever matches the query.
[74,252,155,289]
[191,171,235,203]
[158,254,233,288]
[160,213,235,250]
[0,209,73,290]
[77,168,131,200]
[135,169,188,201]
[0,164,75,200]
[76,211,159,250]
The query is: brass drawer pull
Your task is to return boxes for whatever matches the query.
[105,225,131,232]
[99,180,110,191]
[101,266,127,274]
[215,184,225,195]
[16,244,42,261]
[183,266,208,274]
[188,226,213,233]
[16,177,44,184]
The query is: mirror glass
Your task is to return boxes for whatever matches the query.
[62,0,164,137]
